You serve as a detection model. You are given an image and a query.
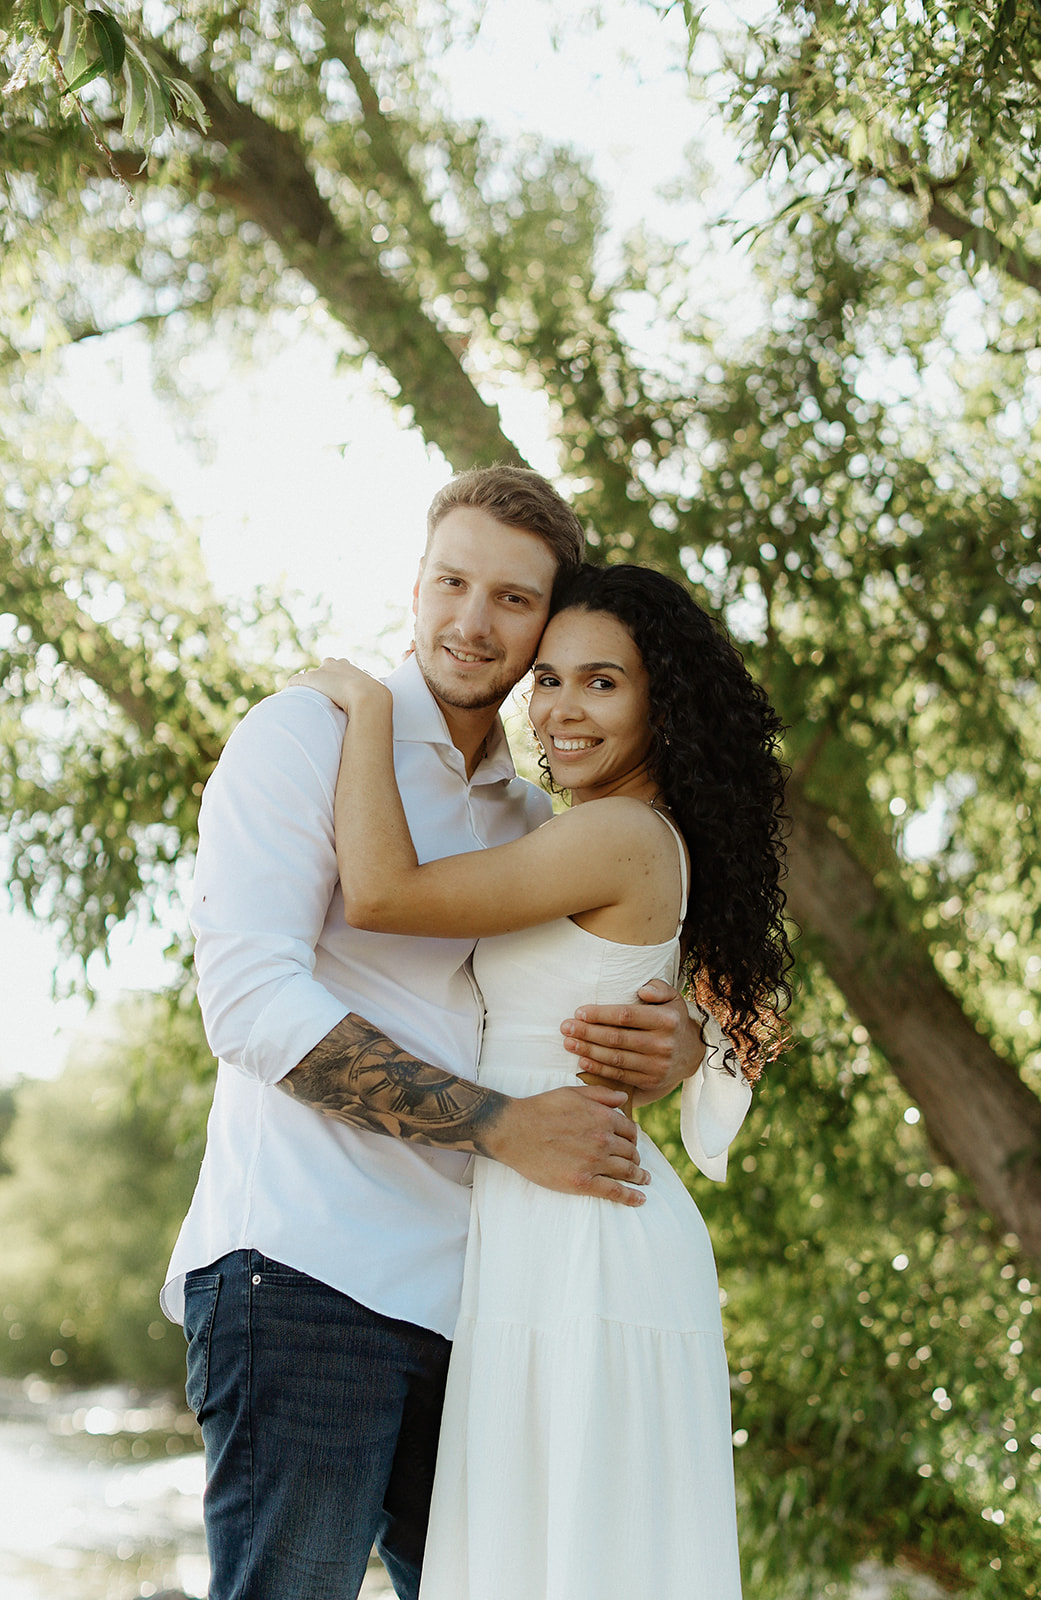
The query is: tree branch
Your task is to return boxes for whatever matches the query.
[923,190,1041,296]
[114,53,522,469]
[1,549,225,768]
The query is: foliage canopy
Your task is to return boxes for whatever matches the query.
[1,0,1040,1589]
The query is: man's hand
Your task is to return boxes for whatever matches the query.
[281,1013,648,1205]
[485,1085,649,1206]
[560,979,706,1105]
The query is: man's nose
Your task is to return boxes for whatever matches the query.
[457,592,493,638]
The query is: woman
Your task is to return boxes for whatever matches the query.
[298,563,791,1600]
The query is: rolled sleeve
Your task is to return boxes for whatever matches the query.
[680,1002,753,1182]
[190,688,352,1084]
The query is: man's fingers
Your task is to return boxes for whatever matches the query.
[584,1176,648,1207]
[576,1083,631,1107]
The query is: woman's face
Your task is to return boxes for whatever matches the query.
[528,608,656,802]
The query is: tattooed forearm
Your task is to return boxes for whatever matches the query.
[278,1013,509,1156]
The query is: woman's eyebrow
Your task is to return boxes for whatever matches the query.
[532,659,627,673]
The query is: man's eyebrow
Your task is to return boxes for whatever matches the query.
[533,659,628,674]
[431,562,546,599]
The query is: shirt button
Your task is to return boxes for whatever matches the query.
[252,1274,262,1285]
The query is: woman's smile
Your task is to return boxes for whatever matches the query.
[549,734,602,752]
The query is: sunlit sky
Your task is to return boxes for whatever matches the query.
[3,0,758,1083]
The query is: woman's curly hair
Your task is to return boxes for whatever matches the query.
[544,563,793,1080]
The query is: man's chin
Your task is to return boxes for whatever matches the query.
[417,652,518,711]
[426,674,514,711]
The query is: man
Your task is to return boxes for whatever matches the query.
[163,465,707,1600]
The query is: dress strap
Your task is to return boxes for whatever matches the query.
[650,808,689,937]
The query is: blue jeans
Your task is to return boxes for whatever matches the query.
[183,1250,451,1600]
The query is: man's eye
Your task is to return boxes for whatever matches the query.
[502,593,528,606]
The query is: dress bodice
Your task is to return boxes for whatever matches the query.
[473,917,682,1087]
[472,809,688,1089]
[472,810,752,1182]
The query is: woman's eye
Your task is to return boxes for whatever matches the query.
[534,675,559,689]
[591,677,615,691]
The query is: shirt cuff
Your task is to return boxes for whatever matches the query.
[680,1003,753,1181]
[242,975,351,1085]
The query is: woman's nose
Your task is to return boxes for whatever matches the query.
[547,689,582,723]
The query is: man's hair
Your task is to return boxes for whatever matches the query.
[425,465,585,573]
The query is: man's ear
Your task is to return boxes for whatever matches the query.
[412,559,423,618]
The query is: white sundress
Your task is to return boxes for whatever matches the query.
[419,815,748,1600]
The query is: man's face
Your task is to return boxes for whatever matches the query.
[413,507,558,713]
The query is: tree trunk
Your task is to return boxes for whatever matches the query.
[785,783,1041,1262]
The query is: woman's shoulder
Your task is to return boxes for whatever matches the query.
[542,795,676,852]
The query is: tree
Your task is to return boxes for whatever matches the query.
[1,1,1040,1587]
[2,0,1038,1252]
[0,995,214,1387]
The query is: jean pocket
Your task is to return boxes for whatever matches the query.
[183,1271,221,1419]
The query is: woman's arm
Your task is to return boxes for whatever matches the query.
[289,660,670,941]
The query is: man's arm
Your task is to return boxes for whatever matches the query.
[280,1013,651,1205]
[560,979,708,1105]
[191,689,352,1079]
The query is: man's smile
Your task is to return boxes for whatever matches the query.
[443,644,499,664]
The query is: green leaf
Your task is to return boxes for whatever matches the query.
[39,0,59,33]
[121,59,146,141]
[62,56,106,95]
[56,4,75,60]
[89,8,126,77]
[848,123,868,165]
[142,71,164,143]
[169,77,208,131]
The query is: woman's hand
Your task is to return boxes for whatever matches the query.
[287,658,390,715]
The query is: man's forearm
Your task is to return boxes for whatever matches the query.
[278,1013,509,1155]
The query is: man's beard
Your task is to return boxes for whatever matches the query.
[414,634,518,711]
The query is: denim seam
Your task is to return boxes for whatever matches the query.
[245,1258,256,1597]
[230,1256,257,1600]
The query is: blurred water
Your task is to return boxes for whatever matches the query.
[0,1378,208,1598]
[0,1378,395,1599]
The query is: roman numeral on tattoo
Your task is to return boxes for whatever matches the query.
[277,1012,507,1156]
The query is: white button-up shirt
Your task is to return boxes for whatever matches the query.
[162,654,552,1338]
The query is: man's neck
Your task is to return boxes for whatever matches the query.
[437,700,503,779]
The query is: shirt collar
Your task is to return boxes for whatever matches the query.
[384,652,518,786]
